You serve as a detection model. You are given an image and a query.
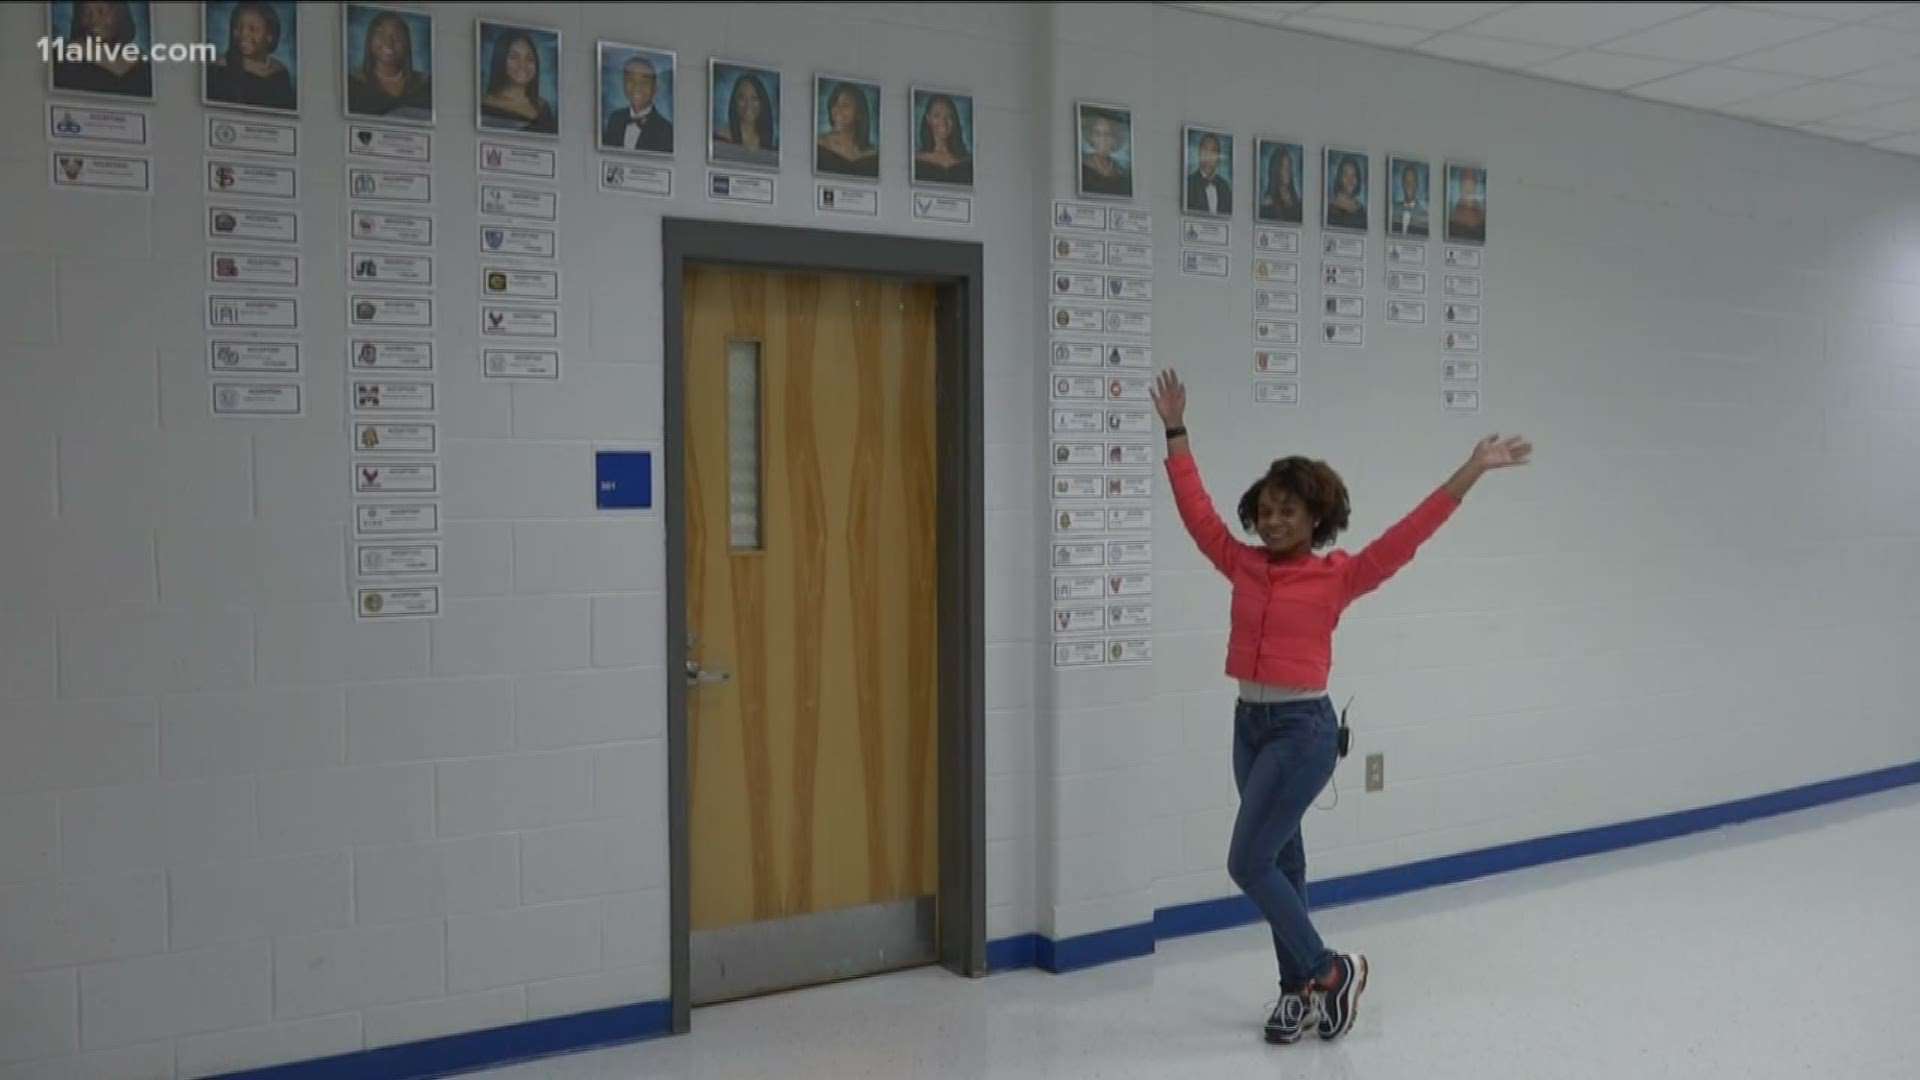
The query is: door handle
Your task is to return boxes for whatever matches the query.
[685,656,732,687]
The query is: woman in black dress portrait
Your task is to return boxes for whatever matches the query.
[205,1,296,111]
[480,27,557,135]
[913,91,974,187]
[52,1,153,98]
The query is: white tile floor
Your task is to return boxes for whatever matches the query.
[477,786,1920,1079]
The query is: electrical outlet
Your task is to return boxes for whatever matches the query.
[1365,753,1384,792]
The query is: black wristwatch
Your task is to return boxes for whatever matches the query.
[1165,425,1187,438]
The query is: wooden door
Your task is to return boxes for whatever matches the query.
[682,266,939,1002]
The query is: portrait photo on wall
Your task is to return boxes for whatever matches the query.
[911,87,974,188]
[202,1,299,113]
[1385,154,1429,239]
[1322,146,1368,233]
[1181,125,1233,218]
[48,1,154,99]
[1446,160,1487,244]
[1255,138,1304,226]
[1076,101,1133,200]
[597,41,674,155]
[815,75,880,180]
[710,59,780,170]
[343,3,432,124]
[476,19,559,136]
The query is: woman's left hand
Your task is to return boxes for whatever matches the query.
[1470,434,1532,470]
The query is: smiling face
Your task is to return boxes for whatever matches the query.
[1087,115,1117,156]
[234,9,271,59]
[737,78,764,125]
[368,15,407,70]
[77,1,119,40]
[505,38,537,88]
[1338,159,1360,197]
[1254,484,1314,557]
[927,98,955,145]
[829,86,858,133]
[623,59,656,111]
[1197,134,1220,177]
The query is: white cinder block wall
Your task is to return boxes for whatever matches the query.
[3,0,1918,1076]
[1041,3,1920,941]
[1,2,1041,1076]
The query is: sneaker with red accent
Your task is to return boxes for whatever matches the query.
[1315,953,1369,1040]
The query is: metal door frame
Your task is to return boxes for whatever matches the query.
[661,219,987,1033]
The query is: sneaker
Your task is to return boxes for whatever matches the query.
[1264,988,1318,1045]
[1314,953,1369,1040]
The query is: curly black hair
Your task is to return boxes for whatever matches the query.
[1237,456,1351,549]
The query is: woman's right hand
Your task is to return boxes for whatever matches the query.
[1151,369,1187,429]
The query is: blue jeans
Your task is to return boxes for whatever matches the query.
[1228,697,1340,989]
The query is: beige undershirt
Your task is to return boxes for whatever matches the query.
[1238,680,1327,703]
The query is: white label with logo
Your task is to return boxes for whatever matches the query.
[208,206,299,244]
[49,104,147,145]
[350,340,433,372]
[349,295,433,328]
[482,348,562,380]
[207,159,295,198]
[207,116,297,156]
[350,209,433,248]
[209,340,299,374]
[211,382,301,416]
[348,124,431,163]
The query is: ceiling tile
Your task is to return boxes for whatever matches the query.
[1527,50,1692,89]
[1866,6,1920,32]
[1727,81,1914,122]
[1629,65,1810,107]
[1798,120,1904,140]
[1464,3,1707,47]
[1724,25,1920,77]
[1845,57,1920,88]
[1598,7,1835,62]
[1414,32,1572,68]
[1170,2,1314,25]
[1733,3,1912,18]
[1870,132,1920,152]
[1281,13,1437,46]
[1828,93,1920,128]
[1301,3,1517,32]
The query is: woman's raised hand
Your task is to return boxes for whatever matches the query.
[1470,434,1533,470]
[1151,369,1187,429]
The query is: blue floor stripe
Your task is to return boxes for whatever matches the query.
[211,1001,671,1080]
[993,758,1920,972]
[212,759,1920,1076]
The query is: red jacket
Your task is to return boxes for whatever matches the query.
[1166,450,1459,689]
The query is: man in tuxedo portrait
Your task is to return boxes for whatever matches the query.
[1185,130,1231,216]
[603,55,674,153]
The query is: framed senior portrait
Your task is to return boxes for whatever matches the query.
[814,74,880,180]
[1385,154,1429,240]
[1445,160,1487,245]
[911,86,975,189]
[1075,100,1133,200]
[476,18,560,137]
[342,3,433,125]
[710,58,781,170]
[597,41,675,156]
[48,0,155,100]
[1322,146,1368,233]
[1181,124,1233,218]
[202,0,300,114]
[1255,138,1304,226]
